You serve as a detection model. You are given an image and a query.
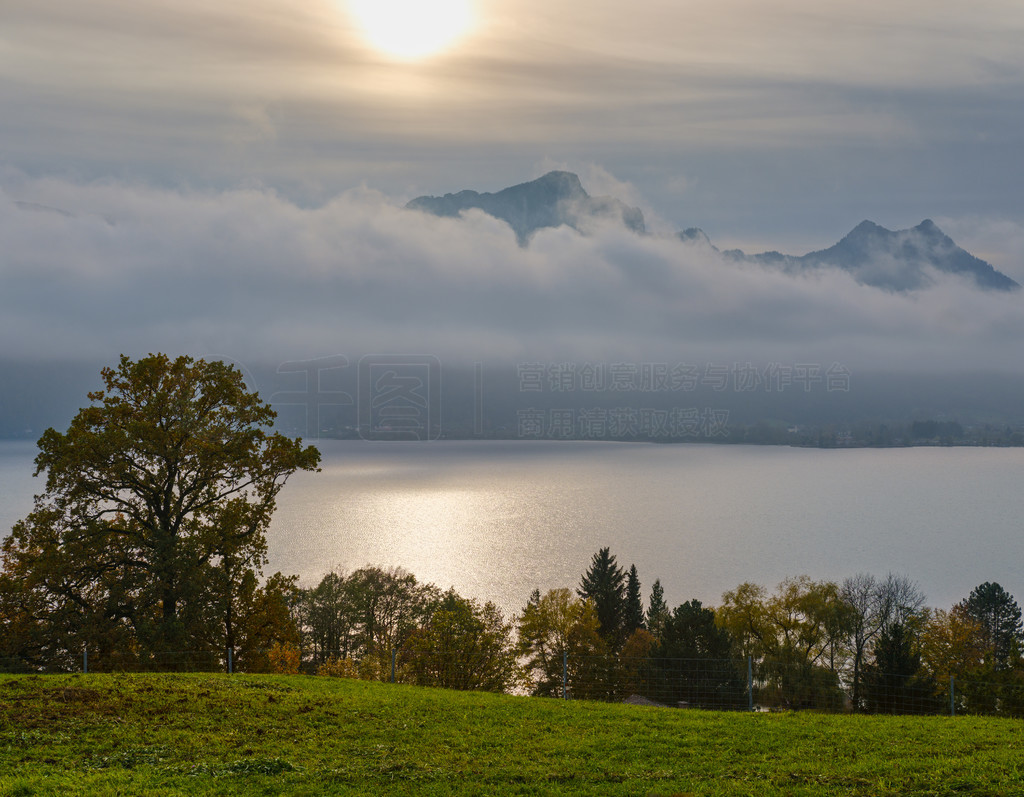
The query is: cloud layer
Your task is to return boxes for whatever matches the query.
[2,0,1023,246]
[3,175,1024,374]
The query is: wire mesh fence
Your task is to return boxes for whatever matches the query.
[560,655,1024,718]
[1,649,260,675]
[4,646,1024,718]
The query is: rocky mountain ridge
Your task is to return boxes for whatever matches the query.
[406,171,645,246]
[408,172,1019,292]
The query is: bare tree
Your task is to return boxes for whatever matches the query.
[842,572,926,710]
[878,572,926,632]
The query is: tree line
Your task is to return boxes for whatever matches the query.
[276,547,1024,715]
[526,549,1024,713]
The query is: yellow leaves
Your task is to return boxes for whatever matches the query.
[719,577,854,665]
[718,581,769,654]
[317,655,359,678]
[620,627,656,661]
[920,607,986,678]
[268,641,302,675]
[518,588,606,658]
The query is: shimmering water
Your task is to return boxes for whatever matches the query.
[3,440,1023,616]
[267,441,1024,616]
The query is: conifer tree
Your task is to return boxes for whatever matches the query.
[624,565,645,633]
[958,582,1023,670]
[862,622,936,714]
[577,547,626,649]
[646,578,670,639]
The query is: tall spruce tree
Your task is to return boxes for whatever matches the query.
[578,547,626,649]
[646,578,670,639]
[624,565,645,634]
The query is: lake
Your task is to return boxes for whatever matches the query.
[2,440,1022,617]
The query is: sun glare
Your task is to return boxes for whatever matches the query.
[347,0,474,60]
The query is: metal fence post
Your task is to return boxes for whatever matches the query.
[227,647,233,675]
[390,649,396,683]
[950,675,955,717]
[83,645,88,674]
[747,656,753,711]
[562,650,568,700]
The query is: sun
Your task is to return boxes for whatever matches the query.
[347,0,474,60]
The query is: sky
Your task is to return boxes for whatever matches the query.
[2,0,1024,371]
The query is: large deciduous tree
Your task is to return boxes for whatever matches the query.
[718,576,855,710]
[293,566,442,677]
[517,588,607,698]
[402,590,520,692]
[346,566,442,679]
[841,572,926,710]
[0,354,319,670]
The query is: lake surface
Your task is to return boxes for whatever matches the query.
[2,440,1022,617]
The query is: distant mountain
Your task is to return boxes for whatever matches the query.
[708,219,1019,292]
[406,171,645,245]
[409,173,1017,292]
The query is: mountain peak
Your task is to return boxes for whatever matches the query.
[531,170,586,196]
[913,218,946,239]
[850,219,884,234]
[841,220,888,244]
[406,172,645,245]
[712,218,1018,292]
[678,227,716,249]
[802,219,1018,291]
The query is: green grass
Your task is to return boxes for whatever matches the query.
[1,673,1023,795]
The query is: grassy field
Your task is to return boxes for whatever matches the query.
[1,673,1023,796]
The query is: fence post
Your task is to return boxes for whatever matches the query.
[747,656,753,711]
[390,649,396,683]
[950,675,955,717]
[83,645,88,674]
[227,647,233,675]
[562,650,568,700]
